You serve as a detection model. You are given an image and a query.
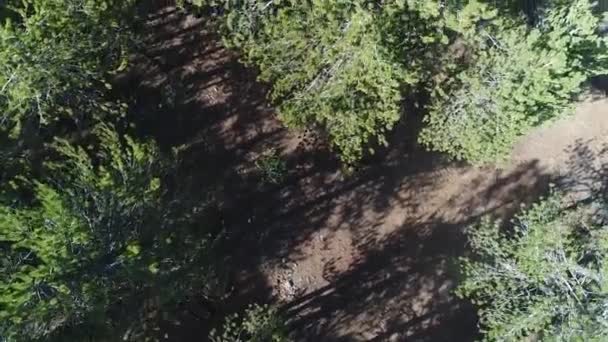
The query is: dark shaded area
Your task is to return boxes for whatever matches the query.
[485,0,607,24]
[283,220,475,342]
[590,75,608,97]
[559,139,608,204]
[488,0,545,23]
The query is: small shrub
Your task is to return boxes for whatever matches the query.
[210,304,289,342]
[255,149,287,185]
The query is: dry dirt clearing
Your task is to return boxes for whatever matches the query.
[129,6,608,341]
[256,99,608,342]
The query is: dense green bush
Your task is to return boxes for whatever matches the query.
[420,0,608,163]
[458,194,608,340]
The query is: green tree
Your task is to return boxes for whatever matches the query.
[0,0,133,136]
[458,194,608,341]
[0,0,136,195]
[0,126,214,341]
[420,0,608,163]
[210,304,289,342]
[217,0,446,163]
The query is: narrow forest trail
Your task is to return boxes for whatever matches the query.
[126,6,608,341]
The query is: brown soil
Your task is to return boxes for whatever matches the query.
[125,6,608,342]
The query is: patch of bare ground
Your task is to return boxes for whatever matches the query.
[124,4,608,341]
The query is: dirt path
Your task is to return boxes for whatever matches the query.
[128,6,608,341]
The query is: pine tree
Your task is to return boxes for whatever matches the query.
[218,0,446,163]
[420,0,608,164]
[0,126,157,340]
[458,194,608,341]
[0,0,136,196]
[0,0,134,136]
[0,125,215,341]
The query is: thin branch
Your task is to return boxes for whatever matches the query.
[0,71,17,94]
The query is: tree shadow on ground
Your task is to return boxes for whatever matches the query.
[276,137,608,341]
[283,219,475,342]
[112,5,290,340]
[558,138,608,203]
[590,75,608,98]
[118,3,568,341]
[272,157,551,341]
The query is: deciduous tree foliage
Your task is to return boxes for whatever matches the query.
[458,195,608,341]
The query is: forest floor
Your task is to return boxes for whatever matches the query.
[123,6,608,342]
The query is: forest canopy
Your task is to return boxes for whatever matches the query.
[204,0,608,164]
[0,0,607,341]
